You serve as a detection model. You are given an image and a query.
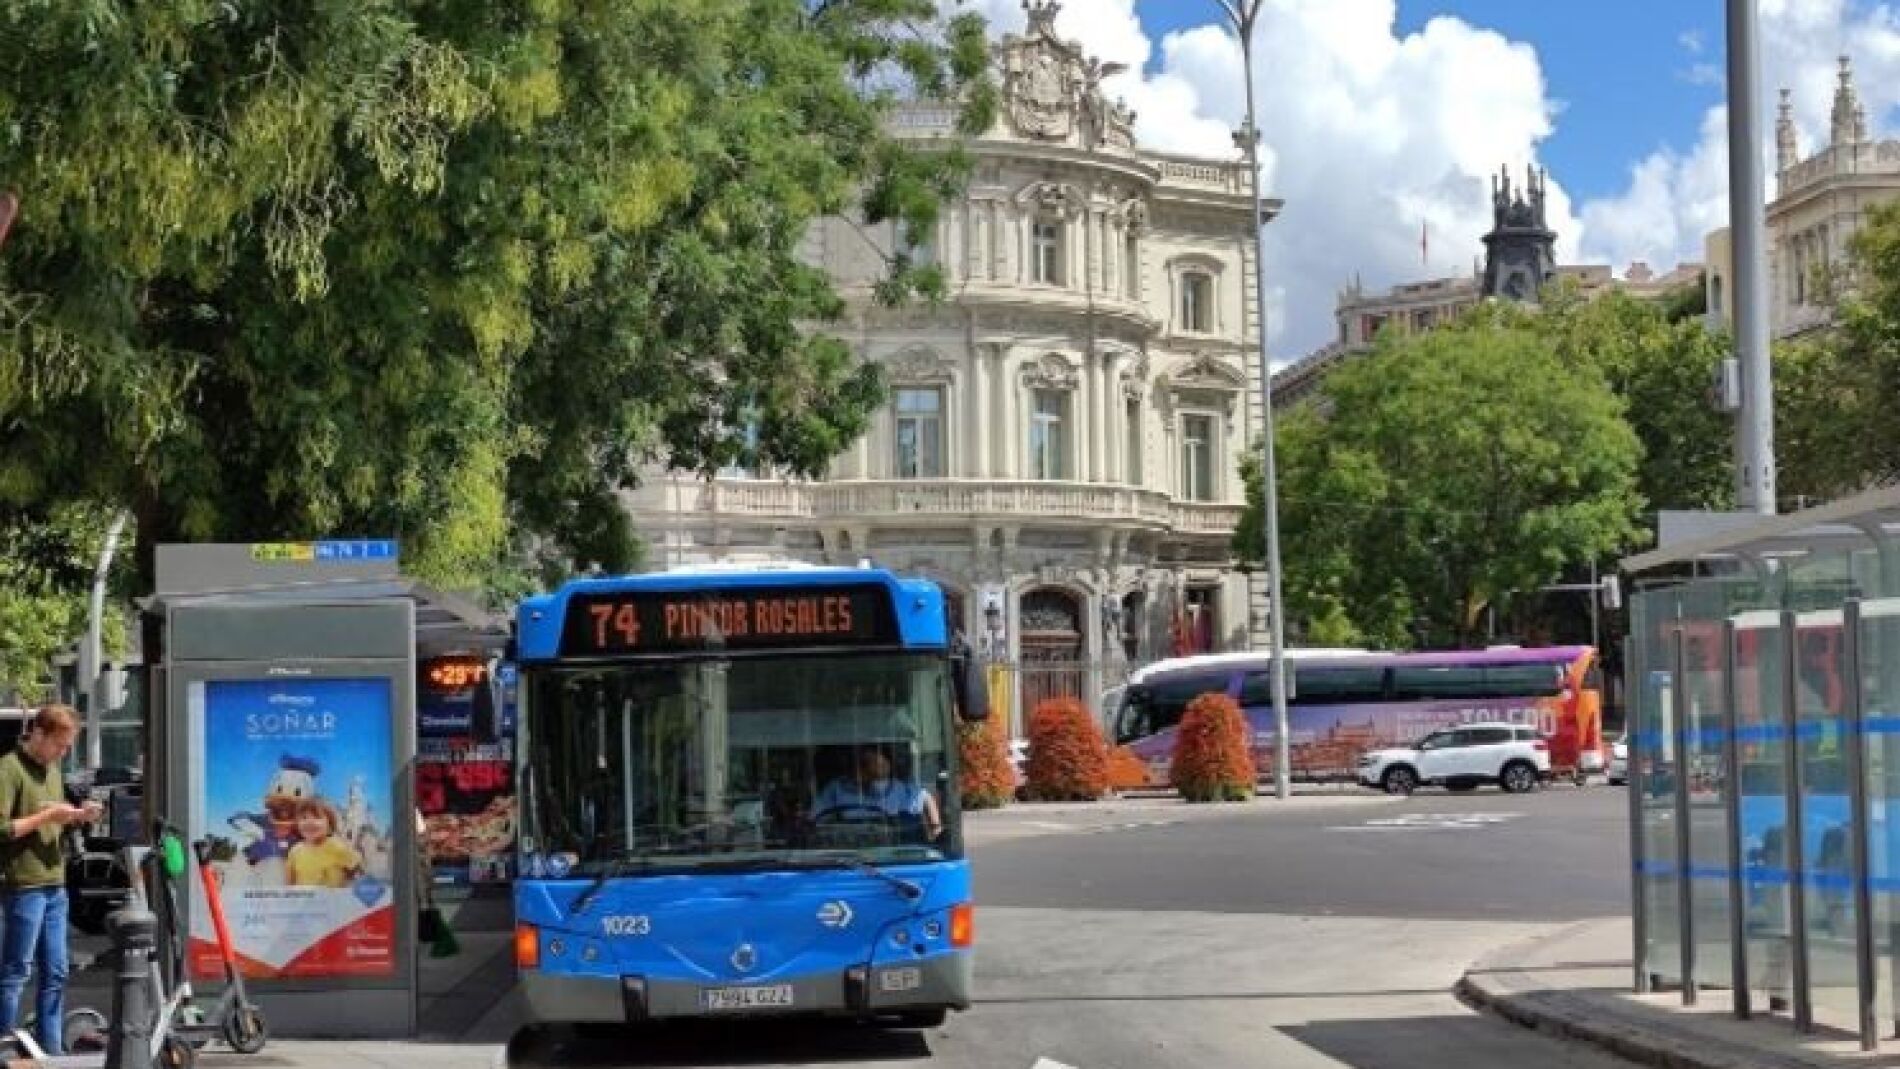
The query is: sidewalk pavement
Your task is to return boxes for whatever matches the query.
[201,1040,508,1068]
[1459,917,1897,1069]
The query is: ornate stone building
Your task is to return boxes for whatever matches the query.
[1704,56,1900,340]
[622,2,1272,729]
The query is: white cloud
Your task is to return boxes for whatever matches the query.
[942,0,1581,361]
[1577,1,1900,274]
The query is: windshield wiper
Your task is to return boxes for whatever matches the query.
[568,846,707,914]
[792,851,924,900]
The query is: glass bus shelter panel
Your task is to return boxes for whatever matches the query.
[1795,608,1859,1033]
[1862,598,1900,1033]
[1636,590,1682,989]
[1734,614,1793,1012]
[1679,592,1734,994]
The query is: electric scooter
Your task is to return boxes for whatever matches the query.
[140,829,265,1055]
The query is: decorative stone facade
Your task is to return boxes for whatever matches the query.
[1704,56,1900,340]
[622,2,1276,725]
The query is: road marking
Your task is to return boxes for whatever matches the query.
[1032,1059,1080,1069]
[1330,812,1522,831]
[1083,819,1182,835]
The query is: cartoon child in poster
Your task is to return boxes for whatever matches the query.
[285,799,364,889]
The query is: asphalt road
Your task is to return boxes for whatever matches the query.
[511,785,1640,1069]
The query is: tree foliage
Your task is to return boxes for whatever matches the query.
[0,0,995,600]
[1772,200,1900,504]
[1241,310,1643,648]
[0,505,131,699]
[1540,291,1734,513]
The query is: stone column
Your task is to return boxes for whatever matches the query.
[996,348,1017,478]
[1105,353,1125,485]
[970,344,991,478]
[990,201,1005,282]
[1088,354,1107,483]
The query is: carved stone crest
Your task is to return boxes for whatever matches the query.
[1021,351,1080,391]
[883,345,958,382]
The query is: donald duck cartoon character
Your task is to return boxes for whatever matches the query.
[239,755,321,866]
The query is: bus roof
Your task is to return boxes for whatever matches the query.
[1127,644,1592,684]
[1125,648,1371,685]
[515,565,950,661]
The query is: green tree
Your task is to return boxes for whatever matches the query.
[1239,315,1643,647]
[1771,200,1900,503]
[0,504,132,700]
[0,0,994,602]
[1541,291,1734,513]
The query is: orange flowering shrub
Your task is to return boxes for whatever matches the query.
[1025,697,1110,801]
[1170,692,1256,802]
[1106,746,1152,792]
[959,710,1016,810]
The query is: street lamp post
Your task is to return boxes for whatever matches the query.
[1212,0,1292,800]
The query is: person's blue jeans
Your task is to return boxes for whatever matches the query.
[0,886,70,1054]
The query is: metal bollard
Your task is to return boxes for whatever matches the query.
[102,908,156,1069]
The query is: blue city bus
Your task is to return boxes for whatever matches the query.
[509,565,989,1029]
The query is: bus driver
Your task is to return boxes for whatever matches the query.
[813,746,942,842]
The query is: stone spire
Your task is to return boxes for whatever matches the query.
[1023,0,1060,35]
[1776,87,1798,174]
[1831,54,1867,146]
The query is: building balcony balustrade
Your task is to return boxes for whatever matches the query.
[640,477,1242,538]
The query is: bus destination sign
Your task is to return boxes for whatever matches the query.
[560,584,899,656]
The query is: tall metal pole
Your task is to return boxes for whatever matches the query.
[81,509,128,770]
[1223,0,1292,799]
[1727,0,1776,514]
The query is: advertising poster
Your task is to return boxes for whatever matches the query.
[416,738,515,885]
[193,678,397,980]
[416,659,517,885]
[1123,695,1566,788]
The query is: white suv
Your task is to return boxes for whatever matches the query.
[1358,723,1551,795]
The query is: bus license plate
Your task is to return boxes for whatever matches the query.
[702,985,794,1011]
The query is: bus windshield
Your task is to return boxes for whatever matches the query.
[520,652,959,874]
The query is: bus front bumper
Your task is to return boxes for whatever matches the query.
[520,953,974,1023]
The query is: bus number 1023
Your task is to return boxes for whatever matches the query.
[602,915,652,936]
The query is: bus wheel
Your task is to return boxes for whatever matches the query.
[894,1008,948,1029]
[1381,766,1417,795]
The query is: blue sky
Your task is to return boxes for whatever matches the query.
[961,0,1900,358]
[1130,0,1725,205]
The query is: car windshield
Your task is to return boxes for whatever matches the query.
[519,653,959,874]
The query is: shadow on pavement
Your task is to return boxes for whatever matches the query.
[1279,1014,1629,1068]
[507,1021,933,1067]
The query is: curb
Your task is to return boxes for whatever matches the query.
[1455,972,1715,1069]
[1453,918,1743,1069]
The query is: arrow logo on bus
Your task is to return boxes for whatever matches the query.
[817,901,854,929]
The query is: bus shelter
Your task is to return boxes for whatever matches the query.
[1620,484,1900,1050]
[141,543,508,1038]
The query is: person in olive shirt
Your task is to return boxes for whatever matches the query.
[0,705,99,1055]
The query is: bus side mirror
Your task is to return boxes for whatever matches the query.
[951,639,989,723]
